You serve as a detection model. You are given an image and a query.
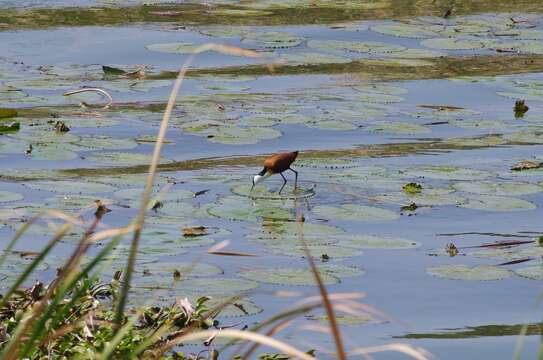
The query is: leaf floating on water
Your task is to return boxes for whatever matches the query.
[0,190,24,203]
[241,31,304,48]
[25,180,115,194]
[403,166,492,180]
[206,297,263,318]
[426,264,513,281]
[308,39,406,54]
[339,235,419,249]
[368,122,430,134]
[238,267,339,286]
[371,23,438,38]
[515,266,543,280]
[452,181,542,196]
[460,195,536,212]
[312,204,399,221]
[231,184,315,200]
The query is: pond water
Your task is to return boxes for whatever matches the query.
[1,2,543,359]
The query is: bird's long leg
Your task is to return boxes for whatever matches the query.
[289,168,298,189]
[278,172,287,194]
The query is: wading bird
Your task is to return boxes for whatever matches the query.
[251,151,299,194]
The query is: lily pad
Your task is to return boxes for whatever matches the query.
[460,195,536,212]
[426,264,513,281]
[208,196,293,222]
[238,267,339,286]
[231,184,315,200]
[515,266,543,280]
[339,235,419,249]
[368,122,430,134]
[242,31,304,48]
[371,23,438,38]
[403,166,492,180]
[312,204,399,221]
[208,126,282,144]
[308,40,406,54]
[0,190,23,203]
[25,180,115,194]
[452,181,542,196]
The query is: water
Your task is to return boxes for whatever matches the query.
[1,2,543,359]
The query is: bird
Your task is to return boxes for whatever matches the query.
[251,151,299,194]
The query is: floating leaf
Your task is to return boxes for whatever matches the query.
[357,93,404,104]
[426,264,513,281]
[307,119,358,131]
[403,166,492,180]
[368,122,430,134]
[208,126,282,144]
[0,191,23,203]
[340,235,419,249]
[308,39,405,54]
[242,31,304,48]
[231,184,315,200]
[25,180,115,194]
[515,266,543,280]
[460,195,536,212]
[421,37,495,50]
[208,196,293,222]
[207,298,263,318]
[312,204,399,221]
[238,267,339,286]
[371,22,439,38]
[452,181,542,196]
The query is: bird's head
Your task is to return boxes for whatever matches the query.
[251,169,270,191]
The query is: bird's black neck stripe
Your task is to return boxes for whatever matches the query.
[258,167,267,176]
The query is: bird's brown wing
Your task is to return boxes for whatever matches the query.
[264,151,298,173]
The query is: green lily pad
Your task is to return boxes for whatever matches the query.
[176,278,260,297]
[242,31,304,48]
[208,126,282,144]
[452,181,542,196]
[403,166,492,180]
[308,39,406,54]
[307,119,358,131]
[426,264,513,281]
[268,244,362,259]
[0,190,23,203]
[449,119,506,129]
[312,204,399,221]
[357,93,404,103]
[238,267,339,286]
[208,196,293,222]
[503,132,543,144]
[114,188,193,201]
[460,195,536,211]
[231,184,315,200]
[140,262,223,279]
[445,135,506,147]
[86,152,173,166]
[368,122,430,134]
[352,83,408,95]
[339,235,419,249]
[371,23,438,38]
[25,180,115,194]
[421,37,496,50]
[515,266,543,280]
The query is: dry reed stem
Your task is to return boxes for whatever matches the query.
[63,88,113,108]
[160,329,314,360]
